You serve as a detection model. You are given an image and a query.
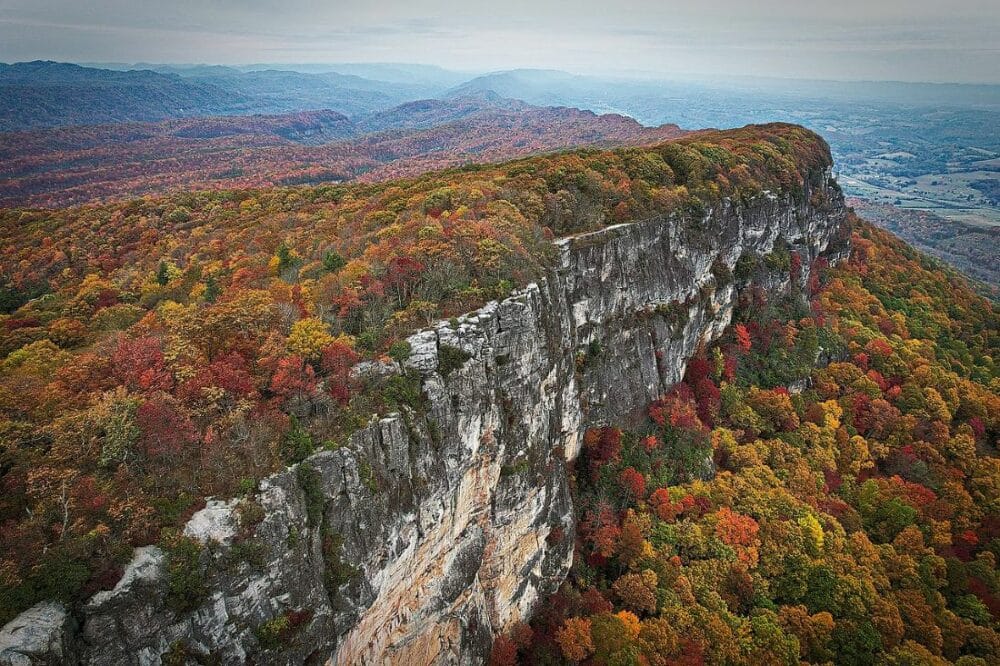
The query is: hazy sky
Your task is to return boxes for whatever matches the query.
[2,0,998,83]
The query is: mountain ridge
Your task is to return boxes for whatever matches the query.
[0,97,685,208]
[0,124,848,664]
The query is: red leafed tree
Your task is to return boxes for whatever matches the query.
[320,341,359,405]
[734,323,752,353]
[178,352,257,404]
[649,385,705,432]
[385,256,426,307]
[556,617,595,663]
[581,502,621,559]
[509,622,534,650]
[620,467,646,499]
[333,286,363,319]
[686,356,712,385]
[583,427,622,478]
[269,355,319,403]
[866,369,888,392]
[723,353,738,381]
[612,201,631,223]
[650,488,679,522]
[137,396,198,459]
[693,377,721,427]
[207,352,257,396]
[488,636,517,666]
[714,507,759,548]
[580,588,614,615]
[864,338,893,360]
[112,335,173,392]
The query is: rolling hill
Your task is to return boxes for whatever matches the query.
[0,61,248,131]
[0,97,685,207]
[0,61,441,132]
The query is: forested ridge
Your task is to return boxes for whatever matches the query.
[3,118,997,665]
[0,124,833,624]
[500,217,999,665]
[0,100,685,208]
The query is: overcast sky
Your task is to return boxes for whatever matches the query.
[1,0,998,83]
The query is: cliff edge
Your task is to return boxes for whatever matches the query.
[1,141,849,666]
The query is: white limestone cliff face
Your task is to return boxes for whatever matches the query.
[0,173,848,666]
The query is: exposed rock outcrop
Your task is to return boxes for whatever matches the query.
[0,171,848,665]
[0,602,75,666]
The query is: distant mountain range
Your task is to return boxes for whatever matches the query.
[5,61,999,133]
[445,69,596,104]
[0,61,248,131]
[0,93,684,207]
[2,61,997,245]
[0,61,443,131]
[90,61,474,88]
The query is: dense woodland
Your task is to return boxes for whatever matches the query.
[0,124,832,625]
[849,199,999,299]
[1,120,996,666]
[498,218,999,665]
[0,100,684,208]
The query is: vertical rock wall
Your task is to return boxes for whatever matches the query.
[0,174,848,666]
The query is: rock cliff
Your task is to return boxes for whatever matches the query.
[0,171,848,666]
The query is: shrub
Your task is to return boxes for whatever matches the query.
[163,535,208,615]
[321,531,357,598]
[280,417,314,465]
[381,370,424,409]
[656,301,689,335]
[236,499,266,537]
[165,207,192,224]
[226,539,268,571]
[735,254,760,281]
[322,251,346,273]
[359,461,377,493]
[438,344,471,377]
[255,614,291,651]
[711,256,733,288]
[387,340,412,363]
[297,463,324,529]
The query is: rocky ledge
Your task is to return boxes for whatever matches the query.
[1,172,848,666]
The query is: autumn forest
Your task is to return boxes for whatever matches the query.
[0,65,997,666]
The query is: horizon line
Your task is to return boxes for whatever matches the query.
[4,59,1000,88]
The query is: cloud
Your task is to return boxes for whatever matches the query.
[1,0,997,82]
